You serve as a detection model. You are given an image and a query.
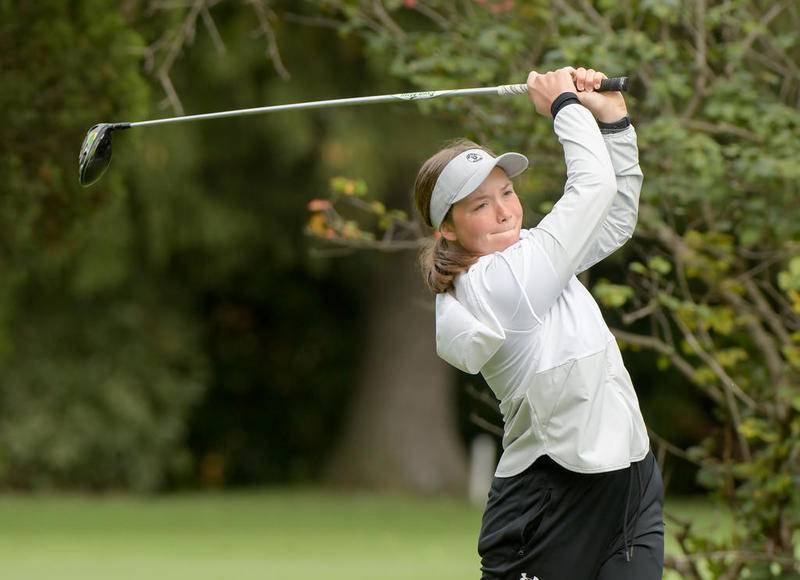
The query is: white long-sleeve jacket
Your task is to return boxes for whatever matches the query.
[435,104,650,476]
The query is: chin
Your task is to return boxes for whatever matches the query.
[497,227,520,239]
[489,231,520,252]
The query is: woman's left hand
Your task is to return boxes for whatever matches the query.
[567,67,628,123]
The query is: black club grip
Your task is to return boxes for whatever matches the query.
[598,77,630,92]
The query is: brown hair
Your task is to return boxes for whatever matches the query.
[413,138,498,294]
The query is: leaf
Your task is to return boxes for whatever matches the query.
[307,214,327,236]
[307,199,332,212]
[629,261,647,274]
[342,220,361,239]
[692,366,717,385]
[353,179,368,197]
[697,466,725,490]
[329,176,348,193]
[739,228,761,247]
[777,256,800,291]
[737,418,762,440]
[708,307,736,335]
[782,345,800,369]
[715,347,747,368]
[591,280,634,308]
[648,256,672,275]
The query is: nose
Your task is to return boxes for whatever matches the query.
[496,199,513,222]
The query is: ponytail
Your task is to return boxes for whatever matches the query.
[418,230,479,294]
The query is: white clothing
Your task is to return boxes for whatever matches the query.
[435,104,649,476]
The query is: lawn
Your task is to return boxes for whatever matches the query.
[0,489,731,579]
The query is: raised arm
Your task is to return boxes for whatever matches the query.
[456,102,617,331]
[435,68,627,371]
[574,124,643,274]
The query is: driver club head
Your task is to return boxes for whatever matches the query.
[78,123,128,187]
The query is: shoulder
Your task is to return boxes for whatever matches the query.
[459,229,537,284]
[454,231,538,314]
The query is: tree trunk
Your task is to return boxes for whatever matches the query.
[325,250,467,495]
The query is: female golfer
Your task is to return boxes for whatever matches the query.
[412,67,664,579]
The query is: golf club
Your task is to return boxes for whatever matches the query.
[78,76,630,187]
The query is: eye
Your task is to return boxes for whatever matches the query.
[475,203,487,210]
[504,190,513,196]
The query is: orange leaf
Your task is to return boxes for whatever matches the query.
[308,214,328,236]
[307,198,332,212]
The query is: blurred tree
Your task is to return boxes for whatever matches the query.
[299,0,800,576]
[1,0,468,493]
[0,0,208,491]
[122,1,468,491]
[324,206,467,494]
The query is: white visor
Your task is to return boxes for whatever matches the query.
[429,148,529,229]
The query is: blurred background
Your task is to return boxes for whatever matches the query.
[1,1,798,579]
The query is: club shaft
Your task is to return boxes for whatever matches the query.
[129,86,520,128]
[127,78,627,128]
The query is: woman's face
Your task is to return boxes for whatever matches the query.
[440,167,523,256]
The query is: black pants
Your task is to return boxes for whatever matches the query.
[478,449,664,580]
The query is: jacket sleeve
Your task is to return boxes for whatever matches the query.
[574,124,643,274]
[435,290,505,374]
[461,104,618,330]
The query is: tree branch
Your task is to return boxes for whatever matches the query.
[466,383,501,414]
[717,278,787,405]
[201,3,226,54]
[673,315,753,461]
[756,276,800,330]
[682,0,710,119]
[470,413,503,437]
[608,327,725,405]
[247,0,290,80]
[411,2,451,29]
[647,427,703,467]
[683,119,763,143]
[741,275,793,347]
[576,0,614,35]
[621,299,659,325]
[370,0,407,40]
[724,1,787,76]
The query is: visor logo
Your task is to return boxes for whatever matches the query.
[465,152,483,163]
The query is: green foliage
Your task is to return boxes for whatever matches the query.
[592,279,634,308]
[0,1,206,492]
[306,177,414,243]
[0,295,207,491]
[2,0,423,491]
[0,0,148,269]
[115,3,455,488]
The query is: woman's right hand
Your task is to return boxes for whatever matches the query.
[527,68,576,117]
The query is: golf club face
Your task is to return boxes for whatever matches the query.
[78,123,115,187]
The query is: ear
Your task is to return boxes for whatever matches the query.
[439,218,458,242]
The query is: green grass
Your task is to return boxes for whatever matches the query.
[0,489,728,580]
